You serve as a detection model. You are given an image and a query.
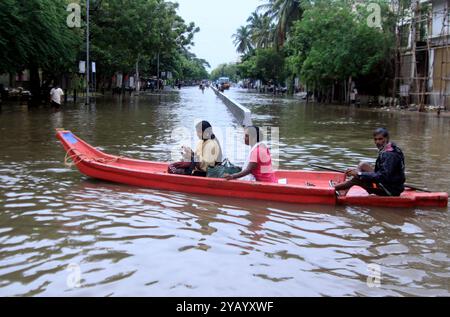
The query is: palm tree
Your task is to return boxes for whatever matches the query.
[232,26,253,54]
[247,11,275,49]
[257,0,305,47]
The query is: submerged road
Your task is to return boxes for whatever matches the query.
[0,86,449,296]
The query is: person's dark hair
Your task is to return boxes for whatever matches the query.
[246,126,263,143]
[196,121,215,140]
[373,127,389,139]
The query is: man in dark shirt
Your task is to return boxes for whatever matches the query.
[334,128,406,197]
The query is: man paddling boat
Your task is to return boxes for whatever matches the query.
[333,128,406,197]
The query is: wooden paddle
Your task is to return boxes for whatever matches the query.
[309,164,432,193]
[309,164,345,174]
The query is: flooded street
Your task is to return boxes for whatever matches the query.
[0,87,449,296]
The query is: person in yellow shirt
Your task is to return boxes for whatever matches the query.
[172,121,222,177]
[192,121,222,176]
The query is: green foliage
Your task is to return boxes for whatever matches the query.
[179,53,209,80]
[257,0,306,47]
[0,0,208,84]
[237,59,257,81]
[0,0,81,74]
[89,0,204,79]
[231,0,398,94]
[210,63,239,82]
[246,12,274,49]
[232,26,253,55]
[232,1,308,84]
[288,0,395,89]
[234,0,307,54]
[237,48,286,84]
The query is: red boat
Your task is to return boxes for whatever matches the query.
[56,130,448,208]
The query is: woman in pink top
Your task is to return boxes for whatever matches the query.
[225,126,278,183]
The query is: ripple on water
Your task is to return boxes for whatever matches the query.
[0,88,449,296]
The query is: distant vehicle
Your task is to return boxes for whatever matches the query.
[202,79,210,88]
[217,77,231,90]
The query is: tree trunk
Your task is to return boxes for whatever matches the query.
[29,64,41,106]
[121,71,126,95]
[136,56,140,94]
[348,76,353,105]
[9,72,15,88]
[344,79,347,104]
[332,83,335,103]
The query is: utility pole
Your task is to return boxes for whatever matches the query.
[157,50,160,90]
[136,59,139,95]
[86,0,90,105]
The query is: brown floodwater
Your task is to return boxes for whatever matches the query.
[0,87,449,296]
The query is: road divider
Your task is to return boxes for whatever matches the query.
[212,86,252,127]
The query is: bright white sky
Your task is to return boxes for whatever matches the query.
[175,0,263,71]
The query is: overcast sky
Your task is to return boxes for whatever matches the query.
[175,0,263,71]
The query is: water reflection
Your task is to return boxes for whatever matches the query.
[0,88,449,296]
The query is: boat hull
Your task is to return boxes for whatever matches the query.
[56,130,448,209]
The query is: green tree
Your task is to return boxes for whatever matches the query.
[257,0,306,47]
[179,52,210,80]
[0,0,26,74]
[0,0,81,103]
[89,0,202,87]
[237,58,257,81]
[237,48,285,85]
[210,63,239,82]
[254,48,286,84]
[288,0,394,99]
[246,11,274,49]
[232,26,253,55]
[0,0,212,99]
